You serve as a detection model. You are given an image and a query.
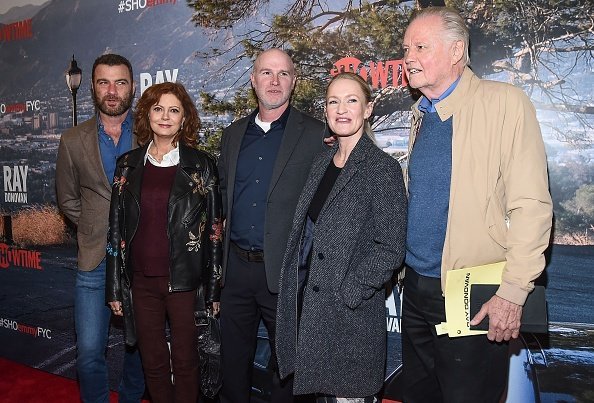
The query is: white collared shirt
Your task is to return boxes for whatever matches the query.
[144,141,180,167]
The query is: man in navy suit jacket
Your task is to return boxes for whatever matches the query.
[217,48,325,403]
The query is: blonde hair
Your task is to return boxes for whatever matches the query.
[326,72,375,142]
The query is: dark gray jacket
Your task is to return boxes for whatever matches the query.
[276,134,407,396]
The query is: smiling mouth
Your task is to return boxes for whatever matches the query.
[408,68,421,74]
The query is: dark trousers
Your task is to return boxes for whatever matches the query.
[219,246,293,403]
[132,272,198,403]
[401,269,508,403]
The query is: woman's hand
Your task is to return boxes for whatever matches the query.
[211,301,220,316]
[108,301,123,316]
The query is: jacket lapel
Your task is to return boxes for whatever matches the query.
[169,145,196,205]
[318,134,371,218]
[226,118,249,211]
[80,116,112,194]
[291,145,335,227]
[267,107,304,199]
[122,144,147,205]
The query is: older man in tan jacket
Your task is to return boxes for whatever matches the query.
[400,7,552,403]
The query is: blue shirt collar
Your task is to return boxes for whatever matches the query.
[97,110,134,185]
[97,110,133,134]
[418,77,461,113]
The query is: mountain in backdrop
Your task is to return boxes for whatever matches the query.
[0,0,247,99]
[0,2,48,24]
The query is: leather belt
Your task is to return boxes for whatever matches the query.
[231,242,264,262]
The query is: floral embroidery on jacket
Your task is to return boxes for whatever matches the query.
[120,240,126,262]
[106,240,126,260]
[210,218,223,244]
[212,264,222,282]
[189,172,212,195]
[113,175,127,195]
[186,212,207,252]
[106,241,118,257]
[186,231,200,252]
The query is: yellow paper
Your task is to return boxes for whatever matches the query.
[439,261,505,337]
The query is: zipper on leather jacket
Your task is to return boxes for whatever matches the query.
[123,189,140,285]
[167,201,174,293]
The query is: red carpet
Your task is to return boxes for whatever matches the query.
[0,357,144,402]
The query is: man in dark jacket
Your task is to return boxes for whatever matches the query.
[217,48,326,403]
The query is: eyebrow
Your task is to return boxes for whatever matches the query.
[259,68,292,73]
[328,93,361,98]
[95,78,130,83]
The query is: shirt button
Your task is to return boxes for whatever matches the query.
[256,179,260,183]
[252,203,257,207]
[258,156,263,160]
[318,253,324,260]
[251,225,255,229]
[312,285,320,292]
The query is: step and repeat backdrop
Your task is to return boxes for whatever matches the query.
[1,0,593,401]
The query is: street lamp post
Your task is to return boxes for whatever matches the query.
[65,55,82,126]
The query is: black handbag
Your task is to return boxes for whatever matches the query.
[195,285,223,398]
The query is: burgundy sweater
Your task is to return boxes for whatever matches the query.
[130,161,177,277]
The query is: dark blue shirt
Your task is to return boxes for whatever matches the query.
[230,107,289,251]
[98,111,133,185]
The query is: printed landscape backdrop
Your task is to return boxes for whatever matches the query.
[0,0,593,401]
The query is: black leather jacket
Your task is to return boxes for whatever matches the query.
[106,143,222,345]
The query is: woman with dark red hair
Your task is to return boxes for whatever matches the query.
[106,82,222,403]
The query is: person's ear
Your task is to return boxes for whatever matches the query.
[452,40,464,65]
[364,102,373,120]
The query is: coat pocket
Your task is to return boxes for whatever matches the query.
[485,195,508,248]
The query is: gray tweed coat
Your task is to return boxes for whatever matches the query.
[275,134,407,396]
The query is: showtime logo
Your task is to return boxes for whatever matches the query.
[3,165,28,204]
[0,100,42,115]
[0,318,52,339]
[0,19,33,42]
[117,0,176,13]
[331,57,408,90]
[0,243,42,270]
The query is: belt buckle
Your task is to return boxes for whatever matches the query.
[233,243,263,262]
[247,251,263,262]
